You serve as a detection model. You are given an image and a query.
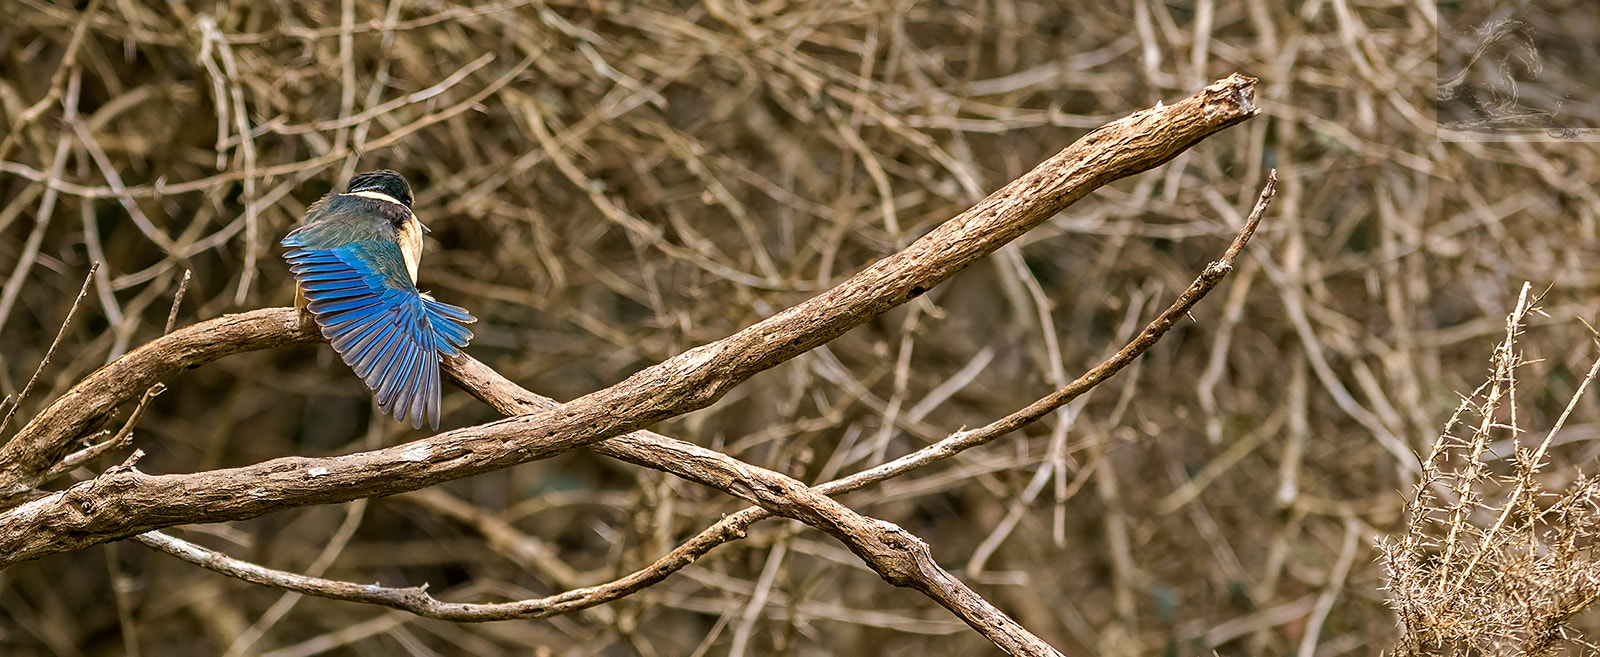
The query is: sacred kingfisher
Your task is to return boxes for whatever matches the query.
[281,170,476,429]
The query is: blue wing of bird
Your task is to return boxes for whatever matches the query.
[282,236,475,429]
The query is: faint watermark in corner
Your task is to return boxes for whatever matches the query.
[1436,1,1599,142]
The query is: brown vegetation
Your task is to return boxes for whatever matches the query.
[3,1,1600,656]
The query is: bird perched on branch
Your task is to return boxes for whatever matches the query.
[281,170,476,429]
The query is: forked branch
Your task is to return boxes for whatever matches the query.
[133,169,1272,638]
[0,73,1263,657]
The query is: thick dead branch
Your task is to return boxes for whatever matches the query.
[125,172,1269,655]
[137,445,1064,655]
[0,309,319,503]
[0,75,1258,575]
[129,163,1267,642]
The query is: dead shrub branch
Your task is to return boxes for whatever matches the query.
[0,75,1259,655]
[127,168,1269,632]
[1383,283,1600,655]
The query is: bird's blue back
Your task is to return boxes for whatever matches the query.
[282,193,474,430]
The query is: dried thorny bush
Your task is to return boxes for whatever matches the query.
[1385,286,1600,656]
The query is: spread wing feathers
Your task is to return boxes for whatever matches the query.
[284,244,476,429]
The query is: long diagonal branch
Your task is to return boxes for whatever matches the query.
[0,75,1259,606]
[132,169,1272,638]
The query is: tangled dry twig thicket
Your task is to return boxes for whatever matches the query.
[5,1,1600,656]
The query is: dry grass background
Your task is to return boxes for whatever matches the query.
[2,0,1600,655]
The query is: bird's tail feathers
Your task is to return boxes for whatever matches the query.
[421,297,475,355]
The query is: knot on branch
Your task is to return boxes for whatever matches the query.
[1203,261,1234,280]
[862,519,935,587]
[61,464,151,520]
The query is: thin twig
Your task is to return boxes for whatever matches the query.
[163,270,192,335]
[43,384,163,481]
[0,265,98,439]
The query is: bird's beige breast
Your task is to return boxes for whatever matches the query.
[397,216,423,283]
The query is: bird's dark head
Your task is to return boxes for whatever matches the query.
[346,170,414,208]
